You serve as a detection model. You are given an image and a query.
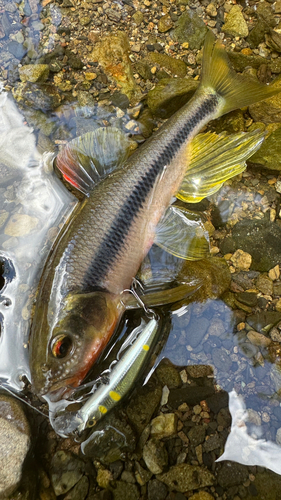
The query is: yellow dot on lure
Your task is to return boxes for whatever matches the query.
[109,391,121,401]
[99,405,108,414]
[142,344,150,351]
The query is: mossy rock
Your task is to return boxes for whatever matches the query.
[147,77,198,118]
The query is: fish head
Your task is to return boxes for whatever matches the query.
[30,291,124,401]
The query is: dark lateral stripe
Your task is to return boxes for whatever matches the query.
[83,95,218,289]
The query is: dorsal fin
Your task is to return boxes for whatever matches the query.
[55,127,136,196]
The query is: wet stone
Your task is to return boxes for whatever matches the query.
[50,451,85,496]
[256,274,273,295]
[0,394,31,498]
[19,64,49,83]
[216,462,248,488]
[64,475,89,500]
[171,10,208,50]
[135,462,152,486]
[65,50,83,70]
[156,361,182,388]
[12,82,61,111]
[168,386,215,409]
[109,481,140,500]
[222,5,248,38]
[186,365,213,379]
[220,218,281,272]
[203,434,222,452]
[4,213,39,237]
[158,14,174,33]
[150,413,177,439]
[206,391,229,414]
[147,478,168,500]
[186,316,209,348]
[247,311,281,333]
[189,493,215,500]
[270,326,281,342]
[157,463,215,493]
[126,380,162,434]
[147,77,198,119]
[143,438,168,475]
[250,126,281,170]
[247,330,271,347]
[7,40,26,59]
[90,32,136,100]
[187,425,206,447]
[236,292,258,308]
[148,53,187,78]
[212,348,232,372]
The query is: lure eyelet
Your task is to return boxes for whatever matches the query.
[88,418,96,428]
[51,334,73,359]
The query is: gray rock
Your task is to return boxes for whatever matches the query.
[212,348,233,372]
[64,476,89,500]
[12,82,61,111]
[7,41,27,59]
[50,451,85,496]
[147,479,167,500]
[171,11,208,50]
[220,218,281,272]
[126,380,162,434]
[216,462,248,488]
[203,433,222,452]
[247,311,281,333]
[186,316,210,348]
[143,438,168,474]
[157,463,215,492]
[0,394,31,498]
[206,391,229,413]
[188,425,206,447]
[168,386,215,409]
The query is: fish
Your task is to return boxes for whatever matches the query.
[29,31,280,400]
[50,315,160,437]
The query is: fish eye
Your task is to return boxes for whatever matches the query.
[51,334,73,359]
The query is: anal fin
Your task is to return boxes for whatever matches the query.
[155,205,210,260]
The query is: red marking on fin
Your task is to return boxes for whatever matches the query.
[63,173,79,189]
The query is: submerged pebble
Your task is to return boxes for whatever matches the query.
[0,394,30,498]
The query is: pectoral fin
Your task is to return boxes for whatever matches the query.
[177,129,265,203]
[55,127,136,195]
[155,205,210,260]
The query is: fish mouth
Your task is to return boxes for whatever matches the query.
[43,377,80,402]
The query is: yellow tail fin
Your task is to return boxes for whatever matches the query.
[201,31,281,116]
